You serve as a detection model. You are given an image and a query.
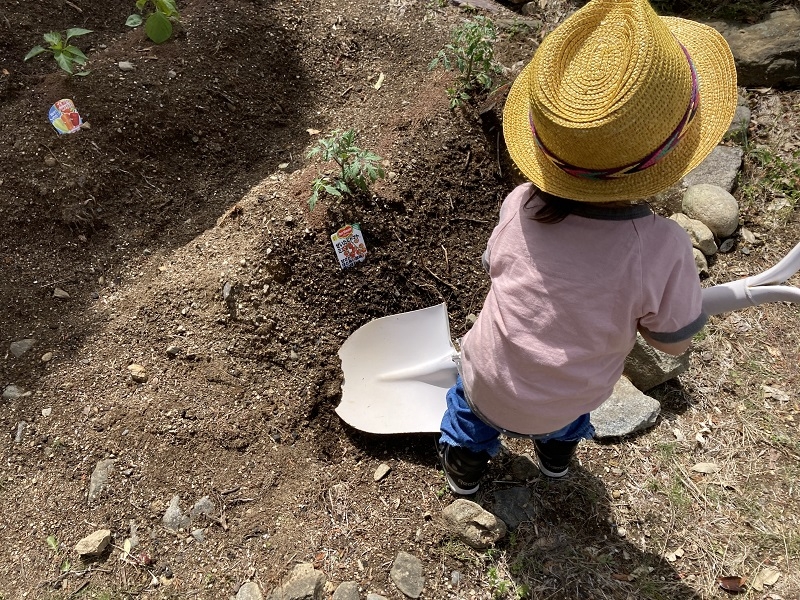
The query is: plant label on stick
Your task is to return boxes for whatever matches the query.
[49,99,83,134]
[331,224,367,269]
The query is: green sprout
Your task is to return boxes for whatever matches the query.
[429,16,502,109]
[307,129,385,211]
[126,0,180,44]
[24,28,93,76]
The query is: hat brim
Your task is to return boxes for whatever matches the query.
[503,18,738,201]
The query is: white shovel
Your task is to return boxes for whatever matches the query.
[336,242,800,434]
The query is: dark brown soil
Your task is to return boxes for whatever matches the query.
[2,0,799,598]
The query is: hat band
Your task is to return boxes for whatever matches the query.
[529,42,700,181]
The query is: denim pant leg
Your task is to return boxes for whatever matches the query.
[439,376,502,456]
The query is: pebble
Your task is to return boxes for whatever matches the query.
[4,385,29,400]
[118,61,135,71]
[128,364,148,383]
[373,463,391,482]
[719,238,736,253]
[166,345,182,357]
[44,156,57,167]
[74,529,112,556]
[41,352,53,362]
[41,407,52,417]
[236,581,263,600]
[10,339,35,358]
[88,458,116,502]
[389,551,425,598]
[14,421,26,443]
[53,288,70,299]
[163,495,191,530]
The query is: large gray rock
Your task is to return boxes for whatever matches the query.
[441,499,506,549]
[591,377,661,439]
[683,146,743,193]
[624,334,690,392]
[492,487,536,530]
[332,581,359,600]
[683,184,740,237]
[709,9,800,88]
[267,563,326,600]
[389,551,425,598]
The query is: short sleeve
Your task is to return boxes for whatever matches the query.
[638,220,707,343]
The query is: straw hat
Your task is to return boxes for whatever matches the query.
[503,0,737,202]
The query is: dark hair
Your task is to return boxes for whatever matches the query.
[523,188,581,224]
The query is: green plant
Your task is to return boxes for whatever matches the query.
[24,28,93,76]
[429,16,502,109]
[126,0,180,44]
[306,129,385,211]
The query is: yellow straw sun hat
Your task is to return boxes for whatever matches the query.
[503,0,737,202]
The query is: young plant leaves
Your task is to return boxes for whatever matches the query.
[145,11,173,44]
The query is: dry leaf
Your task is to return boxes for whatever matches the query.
[665,548,684,562]
[717,575,747,593]
[691,462,720,474]
[306,128,321,135]
[672,428,685,441]
[752,568,781,591]
[373,72,385,90]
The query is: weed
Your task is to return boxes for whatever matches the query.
[429,16,502,109]
[306,129,385,211]
[24,28,93,76]
[126,0,180,44]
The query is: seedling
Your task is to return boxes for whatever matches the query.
[126,0,180,44]
[24,28,93,76]
[307,129,385,211]
[429,16,502,109]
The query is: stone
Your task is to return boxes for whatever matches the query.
[118,61,135,71]
[719,238,736,253]
[670,213,718,256]
[693,248,709,276]
[189,496,215,519]
[74,529,112,556]
[88,458,116,502]
[366,596,388,600]
[267,563,326,600]
[373,463,391,482]
[624,334,690,391]
[41,352,54,362]
[492,486,536,530]
[14,421,26,443]
[332,581,360,600]
[128,364,149,383]
[162,495,191,530]
[166,345,182,357]
[389,551,424,598]
[3,385,28,400]
[237,581,264,600]
[683,184,740,237]
[10,339,35,357]
[683,146,743,194]
[53,288,70,299]
[709,9,800,87]
[191,528,205,542]
[591,377,661,439]
[441,499,506,549]
[507,453,539,481]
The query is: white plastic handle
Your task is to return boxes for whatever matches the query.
[702,241,800,316]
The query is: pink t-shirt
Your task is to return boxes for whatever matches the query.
[461,183,705,435]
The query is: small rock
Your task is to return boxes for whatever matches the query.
[692,247,709,276]
[74,529,112,556]
[465,313,478,326]
[591,377,661,438]
[683,184,740,238]
[118,61,135,71]
[14,421,26,443]
[492,486,536,530]
[44,156,57,167]
[508,453,539,480]
[162,495,191,530]
[128,364,148,383]
[366,595,389,600]
[267,563,325,600]
[718,238,736,253]
[41,407,52,417]
[237,581,263,600]
[390,551,425,598]
[278,162,289,169]
[191,528,205,542]
[41,352,54,363]
[189,496,215,519]
[3,385,29,400]
[53,288,70,299]
[669,213,717,256]
[165,345,182,357]
[10,339,35,358]
[740,227,756,244]
[168,70,177,78]
[88,458,116,503]
[373,463,391,482]
[442,499,506,549]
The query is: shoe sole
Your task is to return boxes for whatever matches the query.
[537,459,568,479]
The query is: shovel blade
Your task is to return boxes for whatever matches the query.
[336,303,457,434]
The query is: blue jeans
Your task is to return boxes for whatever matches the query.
[439,375,595,456]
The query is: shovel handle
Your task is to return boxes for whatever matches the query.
[702,241,800,316]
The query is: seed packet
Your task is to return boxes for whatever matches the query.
[331,224,367,269]
[49,99,82,134]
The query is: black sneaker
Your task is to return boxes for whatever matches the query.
[534,439,578,478]
[436,440,490,495]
